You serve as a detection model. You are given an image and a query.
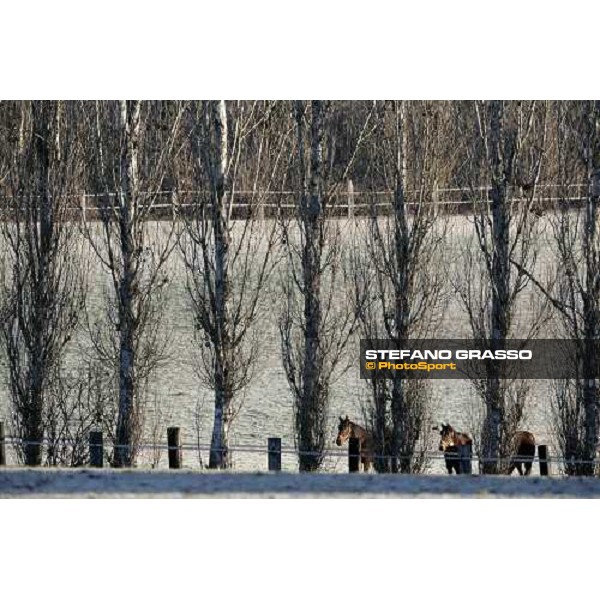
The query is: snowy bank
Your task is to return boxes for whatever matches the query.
[2,468,600,497]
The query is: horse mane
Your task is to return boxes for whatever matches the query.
[349,420,366,432]
[345,419,371,442]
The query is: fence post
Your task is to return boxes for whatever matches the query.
[538,444,550,476]
[171,189,177,221]
[459,444,472,474]
[347,179,354,219]
[0,421,6,466]
[268,437,281,471]
[349,437,360,472]
[89,431,103,468]
[167,427,182,469]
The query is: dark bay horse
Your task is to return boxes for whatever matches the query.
[508,431,536,476]
[336,416,374,472]
[434,423,473,474]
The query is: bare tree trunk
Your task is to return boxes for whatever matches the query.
[209,100,233,469]
[113,101,141,468]
[298,100,325,472]
[483,101,509,474]
[24,104,52,465]
[390,101,410,473]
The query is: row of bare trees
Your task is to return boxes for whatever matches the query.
[0,100,599,474]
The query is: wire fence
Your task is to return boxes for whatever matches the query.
[2,433,599,470]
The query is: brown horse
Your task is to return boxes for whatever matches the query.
[508,431,536,476]
[336,416,374,472]
[434,422,473,474]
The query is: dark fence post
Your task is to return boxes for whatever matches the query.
[89,431,103,468]
[268,437,282,471]
[349,437,360,473]
[459,444,472,474]
[0,421,6,466]
[538,445,550,476]
[167,427,182,469]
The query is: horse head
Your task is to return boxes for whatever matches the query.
[336,415,352,446]
[435,422,456,452]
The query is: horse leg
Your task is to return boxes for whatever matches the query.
[516,462,524,476]
[361,452,371,473]
[444,458,452,474]
[524,459,532,476]
[446,454,461,474]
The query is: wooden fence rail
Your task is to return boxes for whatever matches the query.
[4,181,588,223]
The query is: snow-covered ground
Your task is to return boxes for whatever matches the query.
[0,218,566,472]
[2,468,600,497]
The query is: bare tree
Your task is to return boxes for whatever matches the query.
[178,101,288,468]
[279,101,373,471]
[84,100,184,467]
[351,101,448,472]
[0,101,85,465]
[553,101,600,475]
[517,101,600,475]
[453,100,548,473]
[43,366,109,467]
